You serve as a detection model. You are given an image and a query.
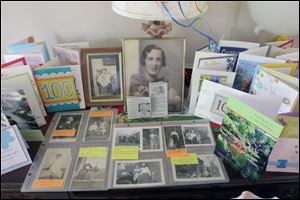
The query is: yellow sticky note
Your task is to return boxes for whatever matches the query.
[112,146,139,160]
[171,153,199,165]
[79,147,107,158]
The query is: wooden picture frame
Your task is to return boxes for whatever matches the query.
[122,38,186,113]
[81,48,124,106]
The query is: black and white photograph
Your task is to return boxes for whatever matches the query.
[123,38,185,113]
[84,116,112,142]
[113,127,141,147]
[164,126,185,150]
[141,127,163,152]
[1,89,39,130]
[36,148,71,184]
[182,125,213,146]
[114,159,165,187]
[172,154,225,182]
[51,113,83,142]
[71,157,107,190]
[81,48,124,106]
[138,103,151,117]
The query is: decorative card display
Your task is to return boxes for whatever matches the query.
[188,51,238,113]
[1,65,47,116]
[1,57,27,68]
[194,80,247,124]
[3,53,45,69]
[7,41,50,62]
[1,125,32,175]
[215,96,283,183]
[250,67,299,114]
[233,51,286,92]
[1,73,46,127]
[266,138,299,173]
[33,67,80,112]
[260,63,298,76]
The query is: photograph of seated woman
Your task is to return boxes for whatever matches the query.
[129,44,181,112]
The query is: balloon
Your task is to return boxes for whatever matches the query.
[247,2,299,36]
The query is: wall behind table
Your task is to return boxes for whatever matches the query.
[1,1,298,64]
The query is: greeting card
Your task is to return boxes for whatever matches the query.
[33,67,80,112]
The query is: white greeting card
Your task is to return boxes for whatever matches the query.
[1,125,32,175]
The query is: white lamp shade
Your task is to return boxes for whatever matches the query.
[112,1,208,21]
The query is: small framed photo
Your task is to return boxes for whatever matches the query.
[113,159,165,188]
[182,124,214,146]
[141,126,163,152]
[172,154,226,182]
[81,48,124,106]
[123,38,186,113]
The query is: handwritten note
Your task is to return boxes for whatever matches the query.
[112,146,139,160]
[79,147,107,158]
[171,153,199,165]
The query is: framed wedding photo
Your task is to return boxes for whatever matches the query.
[122,38,186,113]
[81,48,124,106]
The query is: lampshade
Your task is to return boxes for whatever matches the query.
[112,1,208,21]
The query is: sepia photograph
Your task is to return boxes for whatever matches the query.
[51,113,83,141]
[114,159,165,187]
[81,48,124,106]
[163,126,185,150]
[71,157,107,190]
[141,127,163,152]
[36,148,72,185]
[113,127,141,147]
[84,116,112,142]
[123,38,185,113]
[182,124,213,146]
[172,154,225,182]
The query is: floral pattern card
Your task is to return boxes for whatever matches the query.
[250,67,299,114]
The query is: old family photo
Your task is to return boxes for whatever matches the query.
[113,125,212,150]
[173,154,225,182]
[84,115,112,142]
[124,38,185,113]
[114,159,165,187]
[51,113,83,141]
[38,148,71,182]
[71,157,107,189]
[113,127,163,151]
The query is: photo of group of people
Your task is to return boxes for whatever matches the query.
[113,127,163,151]
[84,116,112,142]
[114,159,165,187]
[182,125,213,146]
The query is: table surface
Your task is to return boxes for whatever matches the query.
[1,114,299,199]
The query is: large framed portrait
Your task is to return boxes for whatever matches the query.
[123,38,186,113]
[81,48,124,106]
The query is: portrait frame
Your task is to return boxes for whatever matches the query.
[122,38,186,113]
[81,48,124,106]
